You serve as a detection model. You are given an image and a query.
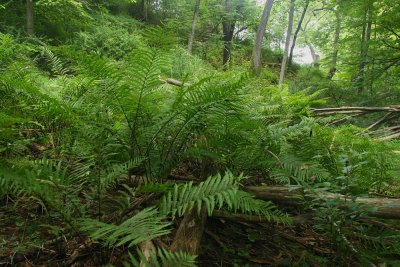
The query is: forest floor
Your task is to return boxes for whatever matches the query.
[0,195,356,267]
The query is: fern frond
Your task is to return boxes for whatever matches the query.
[159,171,290,224]
[230,190,293,225]
[159,171,239,217]
[100,158,144,192]
[41,47,69,76]
[125,248,197,267]
[80,207,171,248]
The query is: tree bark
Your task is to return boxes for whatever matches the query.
[188,0,201,53]
[288,0,310,68]
[278,0,295,86]
[26,0,34,35]
[222,0,235,70]
[327,8,341,79]
[252,0,275,71]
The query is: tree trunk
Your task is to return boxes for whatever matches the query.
[288,0,310,68]
[188,0,201,53]
[307,44,319,64]
[327,9,341,79]
[278,0,295,86]
[252,0,275,71]
[357,4,373,92]
[222,0,235,70]
[26,0,34,35]
[140,0,148,21]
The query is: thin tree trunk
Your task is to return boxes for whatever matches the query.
[26,0,34,35]
[278,0,295,86]
[222,0,235,70]
[288,0,310,68]
[252,0,275,70]
[327,9,341,79]
[307,43,318,63]
[188,0,201,53]
[357,4,373,92]
[140,0,148,21]
[368,18,377,93]
[303,33,319,65]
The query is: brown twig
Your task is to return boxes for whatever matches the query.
[366,112,393,130]
[312,106,400,116]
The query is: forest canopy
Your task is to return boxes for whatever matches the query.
[1,0,400,266]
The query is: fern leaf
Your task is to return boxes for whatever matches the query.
[124,248,197,267]
[80,207,171,248]
[41,47,69,76]
[159,171,238,217]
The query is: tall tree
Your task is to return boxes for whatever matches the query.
[188,0,201,53]
[252,0,275,70]
[327,7,341,79]
[356,1,373,92]
[140,0,148,21]
[288,0,310,67]
[222,0,235,69]
[26,0,34,35]
[279,0,295,86]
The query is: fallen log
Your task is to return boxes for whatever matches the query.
[167,175,400,219]
[374,130,400,141]
[212,210,311,225]
[244,186,400,219]
[312,106,400,115]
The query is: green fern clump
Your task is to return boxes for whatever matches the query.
[0,33,22,68]
[73,13,145,59]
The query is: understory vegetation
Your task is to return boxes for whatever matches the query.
[1,0,400,266]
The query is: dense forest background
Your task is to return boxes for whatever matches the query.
[1,0,400,266]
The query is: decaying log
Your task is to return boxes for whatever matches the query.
[245,186,400,219]
[245,186,304,206]
[170,205,207,254]
[167,174,400,219]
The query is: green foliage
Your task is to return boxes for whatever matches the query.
[35,0,91,41]
[160,171,291,224]
[73,14,145,59]
[125,248,197,267]
[80,208,171,247]
[1,1,400,265]
[160,171,240,217]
